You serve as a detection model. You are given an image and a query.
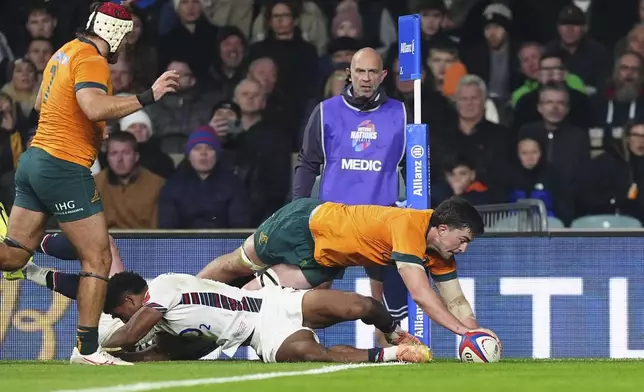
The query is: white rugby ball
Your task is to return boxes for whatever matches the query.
[458,331,501,363]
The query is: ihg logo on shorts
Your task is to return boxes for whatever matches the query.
[54,200,82,215]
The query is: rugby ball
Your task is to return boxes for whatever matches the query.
[458,331,501,363]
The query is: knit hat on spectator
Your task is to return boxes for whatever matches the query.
[482,3,512,32]
[557,5,586,26]
[186,126,221,154]
[332,8,363,39]
[119,110,153,137]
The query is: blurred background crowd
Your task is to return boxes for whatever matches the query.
[1,0,644,230]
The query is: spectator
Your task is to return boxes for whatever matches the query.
[121,8,158,89]
[433,75,512,200]
[0,31,14,88]
[249,0,319,149]
[578,120,644,221]
[110,56,144,95]
[413,0,459,48]
[460,3,521,104]
[332,0,397,57]
[432,154,491,206]
[0,92,27,174]
[330,2,363,40]
[623,24,644,61]
[545,4,612,96]
[206,26,248,101]
[511,42,586,106]
[157,0,219,79]
[14,6,60,56]
[508,136,575,224]
[24,38,53,85]
[227,78,291,225]
[518,84,591,219]
[318,37,363,97]
[158,127,251,229]
[200,0,254,38]
[117,110,175,179]
[1,59,38,132]
[251,0,329,56]
[209,99,243,154]
[94,132,165,229]
[513,51,594,131]
[424,42,458,94]
[145,60,223,139]
[590,51,644,155]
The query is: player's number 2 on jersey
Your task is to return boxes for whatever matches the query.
[42,65,57,104]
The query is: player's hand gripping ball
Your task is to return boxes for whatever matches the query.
[459,330,501,363]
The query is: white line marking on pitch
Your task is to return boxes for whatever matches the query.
[52,362,408,392]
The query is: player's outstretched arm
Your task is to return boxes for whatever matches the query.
[435,279,478,328]
[397,263,470,335]
[102,307,162,351]
[75,70,179,122]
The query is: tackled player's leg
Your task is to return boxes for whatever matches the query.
[252,286,431,364]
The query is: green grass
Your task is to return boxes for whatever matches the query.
[1,359,644,392]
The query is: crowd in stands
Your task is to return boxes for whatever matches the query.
[1,0,644,229]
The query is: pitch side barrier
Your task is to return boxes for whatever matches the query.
[3,229,644,360]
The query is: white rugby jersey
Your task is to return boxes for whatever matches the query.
[143,273,264,357]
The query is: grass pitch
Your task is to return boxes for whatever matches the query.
[1,359,644,392]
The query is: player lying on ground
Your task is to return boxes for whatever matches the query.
[198,196,499,343]
[101,271,432,363]
[6,236,423,362]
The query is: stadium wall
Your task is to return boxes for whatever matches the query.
[2,231,644,360]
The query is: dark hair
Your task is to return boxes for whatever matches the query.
[539,50,564,66]
[107,130,139,152]
[264,0,302,23]
[430,196,485,235]
[104,271,147,314]
[444,153,477,172]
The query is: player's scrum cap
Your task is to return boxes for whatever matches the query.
[86,2,134,54]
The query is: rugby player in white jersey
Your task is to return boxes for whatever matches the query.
[100,271,433,363]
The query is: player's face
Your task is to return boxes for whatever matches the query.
[110,293,145,322]
[434,225,473,258]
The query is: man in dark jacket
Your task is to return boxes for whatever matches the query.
[158,127,251,229]
[518,84,591,221]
